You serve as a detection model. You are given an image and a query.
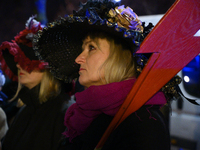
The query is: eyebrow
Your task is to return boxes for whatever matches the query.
[82,39,94,49]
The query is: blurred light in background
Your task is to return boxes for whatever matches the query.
[184,76,190,83]
[114,0,121,2]
[35,0,48,25]
[182,55,200,98]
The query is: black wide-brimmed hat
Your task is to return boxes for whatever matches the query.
[33,0,154,82]
[33,22,83,83]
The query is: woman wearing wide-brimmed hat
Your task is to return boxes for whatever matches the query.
[33,0,171,149]
[1,16,81,150]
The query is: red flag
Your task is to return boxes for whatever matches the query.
[95,0,200,149]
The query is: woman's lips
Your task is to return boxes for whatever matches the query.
[19,72,25,75]
[79,68,85,72]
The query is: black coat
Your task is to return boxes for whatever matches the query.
[2,85,70,150]
[59,105,170,150]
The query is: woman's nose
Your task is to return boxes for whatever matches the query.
[16,64,21,69]
[75,52,86,64]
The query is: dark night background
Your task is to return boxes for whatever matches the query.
[0,0,176,44]
[1,1,200,149]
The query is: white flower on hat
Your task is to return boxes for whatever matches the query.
[25,15,41,31]
[25,15,42,41]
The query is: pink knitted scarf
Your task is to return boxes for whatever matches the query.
[63,78,166,141]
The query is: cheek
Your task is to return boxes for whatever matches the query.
[24,73,43,84]
[33,73,43,83]
[89,61,106,83]
[93,55,108,76]
[88,59,103,76]
[19,75,30,85]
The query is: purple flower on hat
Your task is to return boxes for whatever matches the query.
[108,5,143,32]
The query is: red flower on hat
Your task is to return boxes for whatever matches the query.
[14,16,42,47]
[13,16,47,72]
[0,42,20,81]
[14,47,48,73]
[13,29,34,47]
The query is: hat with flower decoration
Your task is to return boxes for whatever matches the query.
[33,0,154,82]
[0,16,47,81]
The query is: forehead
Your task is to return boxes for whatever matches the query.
[82,36,96,43]
[83,35,110,45]
[82,37,111,55]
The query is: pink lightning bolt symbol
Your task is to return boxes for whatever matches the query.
[95,0,200,149]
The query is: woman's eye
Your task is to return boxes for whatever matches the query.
[88,44,96,51]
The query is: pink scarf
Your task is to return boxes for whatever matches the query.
[63,78,166,141]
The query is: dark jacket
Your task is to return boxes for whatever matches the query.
[2,85,70,150]
[59,105,170,150]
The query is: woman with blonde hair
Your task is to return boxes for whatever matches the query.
[33,0,171,149]
[1,16,81,150]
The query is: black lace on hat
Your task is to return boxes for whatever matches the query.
[33,22,83,83]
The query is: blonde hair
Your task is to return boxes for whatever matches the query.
[39,70,61,103]
[87,31,137,84]
[10,69,61,104]
[9,79,22,102]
